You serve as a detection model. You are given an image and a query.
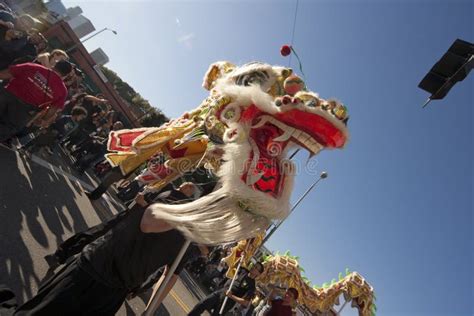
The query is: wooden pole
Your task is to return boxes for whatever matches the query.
[143,239,191,316]
[218,257,244,315]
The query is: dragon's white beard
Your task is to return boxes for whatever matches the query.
[148,140,294,245]
[148,190,270,245]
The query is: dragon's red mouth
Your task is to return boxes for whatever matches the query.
[274,109,347,149]
[239,104,347,198]
[242,105,347,153]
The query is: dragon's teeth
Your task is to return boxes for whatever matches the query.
[294,132,322,153]
[273,128,295,142]
[292,130,302,139]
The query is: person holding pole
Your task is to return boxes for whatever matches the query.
[0,183,200,315]
[188,262,264,316]
[43,182,199,270]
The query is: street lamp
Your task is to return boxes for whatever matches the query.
[80,27,117,44]
[66,27,118,53]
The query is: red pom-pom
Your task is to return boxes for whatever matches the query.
[280,45,292,57]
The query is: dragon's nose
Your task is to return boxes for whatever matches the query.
[275,95,302,107]
[275,96,292,107]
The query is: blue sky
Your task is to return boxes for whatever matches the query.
[63,1,473,315]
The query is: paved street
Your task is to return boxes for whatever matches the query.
[0,145,203,315]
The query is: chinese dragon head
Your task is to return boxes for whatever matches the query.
[111,61,349,244]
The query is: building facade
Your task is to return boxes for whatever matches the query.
[44,21,140,127]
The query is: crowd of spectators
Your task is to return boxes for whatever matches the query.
[0,5,47,69]
[0,5,123,175]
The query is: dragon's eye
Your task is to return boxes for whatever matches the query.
[235,71,270,87]
[220,104,241,124]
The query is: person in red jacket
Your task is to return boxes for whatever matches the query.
[265,287,298,316]
[0,60,71,142]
